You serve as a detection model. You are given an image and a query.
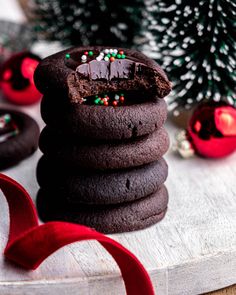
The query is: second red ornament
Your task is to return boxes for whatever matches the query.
[0,52,42,105]
[174,102,236,158]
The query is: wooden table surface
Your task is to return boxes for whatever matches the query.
[0,101,235,295]
[208,285,236,295]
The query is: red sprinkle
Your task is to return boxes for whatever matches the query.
[119,96,125,102]
[119,50,124,55]
[113,101,118,106]
[104,101,109,106]
[84,51,88,55]
[110,57,115,62]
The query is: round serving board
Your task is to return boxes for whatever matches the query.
[0,100,236,295]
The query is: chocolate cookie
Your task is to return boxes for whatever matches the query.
[34,46,172,100]
[0,109,39,170]
[41,94,168,140]
[37,156,168,204]
[39,126,169,170]
[36,185,168,233]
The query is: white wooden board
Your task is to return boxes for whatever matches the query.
[0,101,236,295]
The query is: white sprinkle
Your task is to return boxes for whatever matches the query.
[96,56,102,61]
[104,49,109,54]
[81,55,87,62]
[104,56,109,61]
[114,94,120,101]
[109,49,114,53]
[113,49,118,54]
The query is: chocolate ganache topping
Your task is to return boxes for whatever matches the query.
[77,59,138,81]
[64,48,172,103]
[65,49,144,81]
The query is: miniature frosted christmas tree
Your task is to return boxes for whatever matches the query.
[144,0,236,113]
[31,0,144,47]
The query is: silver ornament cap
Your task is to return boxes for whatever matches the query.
[173,130,195,158]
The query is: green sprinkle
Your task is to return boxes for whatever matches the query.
[65,53,70,59]
[4,114,11,123]
[121,54,126,59]
[120,93,124,96]
[100,100,104,105]
[95,95,99,98]
[88,51,93,56]
[112,53,116,57]
[117,54,121,59]
[107,54,111,58]
[94,98,100,104]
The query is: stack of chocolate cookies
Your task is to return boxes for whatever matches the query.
[34,46,171,234]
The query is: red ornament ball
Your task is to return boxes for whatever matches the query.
[188,102,236,158]
[0,52,42,105]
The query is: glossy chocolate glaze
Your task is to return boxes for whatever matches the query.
[65,49,145,81]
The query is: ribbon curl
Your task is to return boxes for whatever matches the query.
[0,173,154,295]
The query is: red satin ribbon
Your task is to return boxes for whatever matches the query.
[0,173,154,295]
